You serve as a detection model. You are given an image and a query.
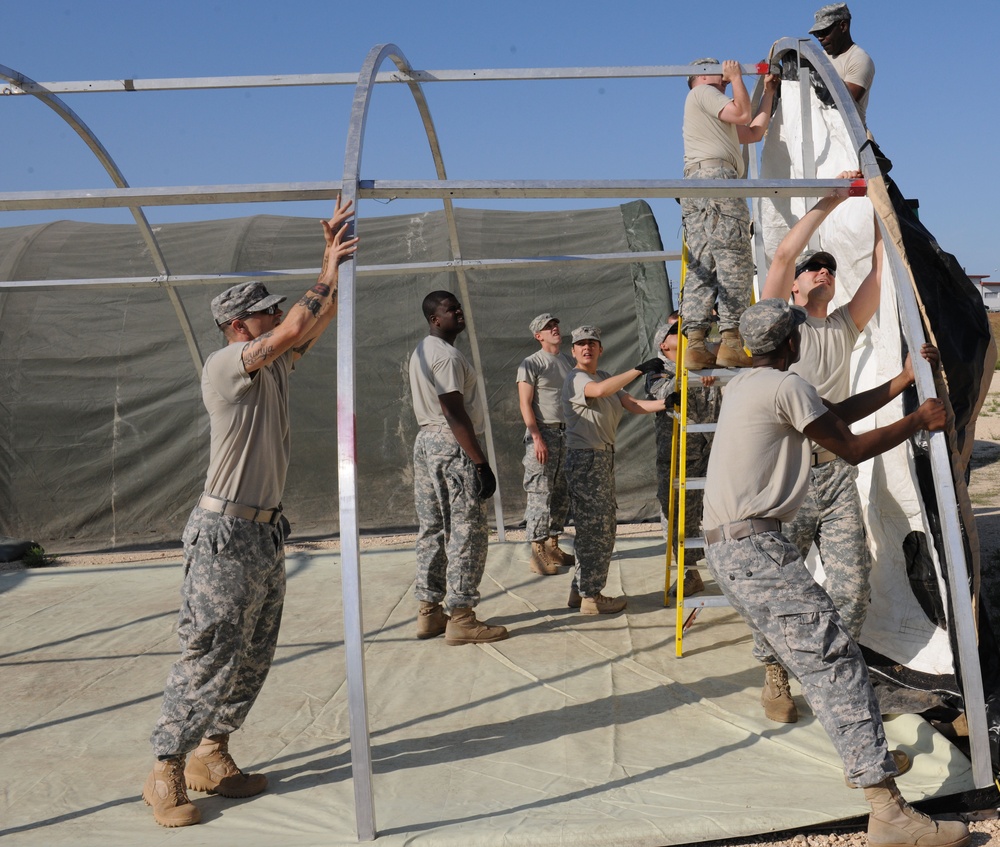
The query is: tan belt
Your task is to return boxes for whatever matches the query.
[685,158,734,173]
[198,494,282,525]
[704,518,781,546]
[811,449,837,467]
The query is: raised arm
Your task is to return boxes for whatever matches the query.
[846,212,883,331]
[736,72,780,144]
[241,196,359,372]
[717,60,752,125]
[760,173,859,302]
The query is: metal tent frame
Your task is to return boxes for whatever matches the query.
[0,38,989,841]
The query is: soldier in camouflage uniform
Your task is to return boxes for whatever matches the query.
[409,291,507,646]
[758,178,881,723]
[703,299,962,847]
[645,317,721,595]
[681,58,779,369]
[143,198,358,828]
[561,325,667,615]
[517,313,575,575]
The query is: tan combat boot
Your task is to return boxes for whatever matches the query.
[544,537,575,568]
[529,541,560,575]
[715,329,752,368]
[580,593,627,615]
[416,600,449,639]
[185,734,267,798]
[444,607,509,645]
[683,568,705,596]
[683,329,717,370]
[864,778,970,847]
[567,585,582,608]
[143,756,201,827]
[761,663,798,723]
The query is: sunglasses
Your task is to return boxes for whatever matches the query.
[801,261,835,275]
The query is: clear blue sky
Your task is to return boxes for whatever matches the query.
[5,0,998,279]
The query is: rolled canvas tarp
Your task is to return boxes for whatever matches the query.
[0,201,672,550]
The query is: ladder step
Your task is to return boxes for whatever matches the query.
[680,537,704,549]
[673,477,705,490]
[684,422,716,433]
[682,595,731,609]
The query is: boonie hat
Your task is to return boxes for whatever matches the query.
[571,325,602,344]
[529,313,559,335]
[809,3,851,34]
[739,299,808,356]
[212,282,286,325]
[794,250,838,278]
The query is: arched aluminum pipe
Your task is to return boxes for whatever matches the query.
[0,63,204,377]
[768,38,991,790]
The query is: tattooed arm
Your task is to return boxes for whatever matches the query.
[241,196,359,373]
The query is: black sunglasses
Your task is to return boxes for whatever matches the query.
[231,304,279,322]
[801,261,836,275]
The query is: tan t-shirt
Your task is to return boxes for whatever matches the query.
[516,348,574,429]
[831,43,875,125]
[703,368,828,529]
[683,84,744,177]
[408,335,484,432]
[562,369,626,450]
[790,305,860,403]
[202,342,294,509]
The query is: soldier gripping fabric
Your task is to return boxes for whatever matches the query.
[645,315,721,595]
[703,299,966,847]
[409,291,508,645]
[680,57,779,369]
[143,198,359,828]
[517,313,575,575]
[758,173,882,723]
[561,325,667,615]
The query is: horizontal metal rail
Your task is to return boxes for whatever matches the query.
[0,250,682,290]
[2,63,771,95]
[0,179,859,211]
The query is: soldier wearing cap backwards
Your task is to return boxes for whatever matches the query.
[810,3,875,125]
[409,291,508,646]
[703,299,967,847]
[757,174,883,724]
[143,198,358,828]
[680,56,779,370]
[561,325,667,614]
[517,313,576,575]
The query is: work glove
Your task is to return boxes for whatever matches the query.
[634,358,665,375]
[473,463,497,500]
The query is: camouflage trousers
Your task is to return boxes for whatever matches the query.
[680,168,753,333]
[566,448,617,597]
[782,458,871,641]
[522,426,570,542]
[413,428,488,609]
[654,413,711,563]
[150,506,286,757]
[705,531,898,786]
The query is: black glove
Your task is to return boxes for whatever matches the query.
[473,463,497,500]
[634,358,665,375]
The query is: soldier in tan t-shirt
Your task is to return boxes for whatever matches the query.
[680,57,779,369]
[758,174,882,723]
[704,299,963,847]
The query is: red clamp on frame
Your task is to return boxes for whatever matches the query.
[754,61,770,75]
[848,179,867,197]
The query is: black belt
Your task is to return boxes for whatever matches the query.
[198,494,282,525]
[538,423,566,430]
[704,518,781,546]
